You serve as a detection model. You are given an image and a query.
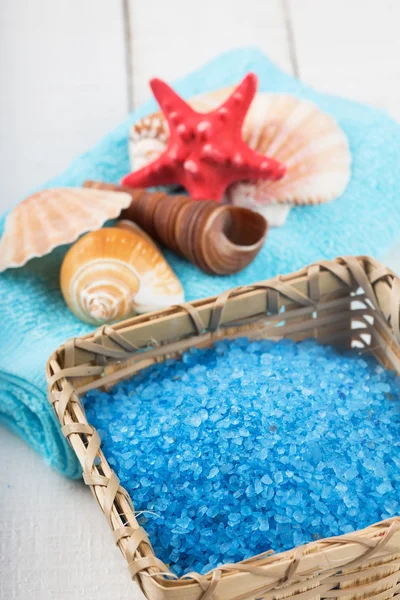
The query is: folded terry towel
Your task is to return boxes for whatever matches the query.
[1,47,400,478]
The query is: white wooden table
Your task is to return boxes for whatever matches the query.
[1,1,400,598]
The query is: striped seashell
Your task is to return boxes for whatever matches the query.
[84,181,268,276]
[129,115,170,172]
[0,188,132,272]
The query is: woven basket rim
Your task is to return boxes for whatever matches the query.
[46,255,400,600]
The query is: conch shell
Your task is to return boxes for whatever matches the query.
[84,181,268,275]
[0,188,132,272]
[60,226,184,325]
[129,91,351,226]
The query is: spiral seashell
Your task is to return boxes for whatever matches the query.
[128,91,351,226]
[83,182,268,275]
[60,226,184,325]
[0,187,132,272]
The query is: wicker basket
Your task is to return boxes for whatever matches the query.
[47,255,400,600]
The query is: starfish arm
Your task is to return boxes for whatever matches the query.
[121,156,177,188]
[231,144,286,182]
[219,73,258,129]
[150,78,196,130]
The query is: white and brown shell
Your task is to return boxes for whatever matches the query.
[129,116,169,171]
[129,90,351,226]
[0,188,132,272]
[60,226,184,325]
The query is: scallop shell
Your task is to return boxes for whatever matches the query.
[129,90,351,226]
[84,181,268,275]
[130,116,169,171]
[60,226,184,325]
[0,188,132,272]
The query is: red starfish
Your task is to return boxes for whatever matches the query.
[121,73,286,201]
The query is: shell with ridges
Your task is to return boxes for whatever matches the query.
[0,188,132,272]
[129,116,170,172]
[129,90,351,226]
[84,181,268,275]
[60,226,184,325]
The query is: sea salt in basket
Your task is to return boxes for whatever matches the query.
[47,256,400,600]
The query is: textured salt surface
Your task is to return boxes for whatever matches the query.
[84,338,400,575]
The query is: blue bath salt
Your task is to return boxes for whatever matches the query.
[83,338,400,575]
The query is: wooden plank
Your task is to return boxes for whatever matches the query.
[127,0,293,107]
[0,429,144,600]
[288,0,400,272]
[0,0,129,212]
[288,0,400,121]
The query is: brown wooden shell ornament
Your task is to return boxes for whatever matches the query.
[84,181,268,275]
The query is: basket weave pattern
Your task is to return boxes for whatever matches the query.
[47,256,400,600]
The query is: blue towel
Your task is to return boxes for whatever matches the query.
[1,48,400,478]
